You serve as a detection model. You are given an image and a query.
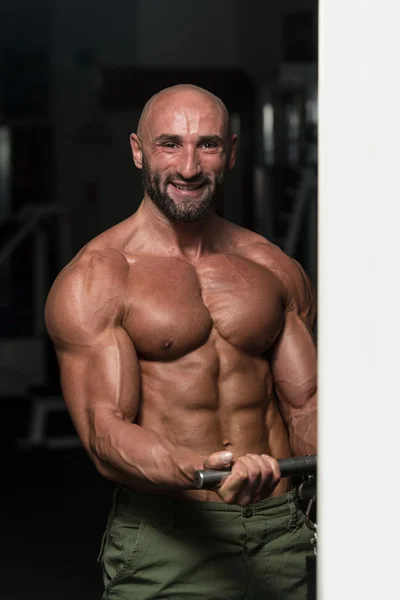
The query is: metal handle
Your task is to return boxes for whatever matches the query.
[194,454,317,489]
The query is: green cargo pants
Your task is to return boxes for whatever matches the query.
[98,485,314,599]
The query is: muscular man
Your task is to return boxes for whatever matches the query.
[45,84,317,600]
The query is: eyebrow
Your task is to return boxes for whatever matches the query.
[153,134,225,146]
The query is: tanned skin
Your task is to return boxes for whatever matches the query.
[45,85,317,507]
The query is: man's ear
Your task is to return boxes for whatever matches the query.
[228,134,238,170]
[130,133,143,169]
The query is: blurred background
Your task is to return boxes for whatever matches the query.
[0,1,317,598]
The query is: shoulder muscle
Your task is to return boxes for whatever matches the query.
[45,248,129,347]
[239,241,316,329]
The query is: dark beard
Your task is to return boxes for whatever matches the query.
[141,155,226,223]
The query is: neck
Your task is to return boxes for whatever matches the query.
[136,195,218,260]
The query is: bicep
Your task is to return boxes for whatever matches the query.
[291,259,317,331]
[54,326,140,455]
[269,310,317,411]
[54,327,140,452]
[45,259,140,452]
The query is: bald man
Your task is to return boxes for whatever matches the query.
[45,84,317,600]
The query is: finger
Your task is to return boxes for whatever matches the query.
[232,455,266,504]
[249,454,272,500]
[218,460,250,504]
[253,454,280,499]
[235,454,262,489]
[219,455,262,505]
[203,451,233,470]
[256,455,281,498]
[264,455,281,483]
[223,455,279,505]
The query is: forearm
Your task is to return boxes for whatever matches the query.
[88,409,204,491]
[284,395,317,456]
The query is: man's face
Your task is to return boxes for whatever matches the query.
[133,94,236,223]
[140,152,226,223]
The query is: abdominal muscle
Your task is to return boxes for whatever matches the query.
[134,337,293,502]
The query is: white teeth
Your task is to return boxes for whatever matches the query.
[174,184,202,190]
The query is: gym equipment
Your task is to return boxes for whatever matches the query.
[194,454,316,489]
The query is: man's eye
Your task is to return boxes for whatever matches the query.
[163,142,178,149]
[201,142,218,149]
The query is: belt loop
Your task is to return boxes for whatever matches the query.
[106,485,121,522]
[287,496,298,531]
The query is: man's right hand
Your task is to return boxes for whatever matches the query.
[204,452,281,507]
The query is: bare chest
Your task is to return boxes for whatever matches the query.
[123,254,285,360]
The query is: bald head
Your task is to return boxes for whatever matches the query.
[130,83,237,223]
[137,84,231,143]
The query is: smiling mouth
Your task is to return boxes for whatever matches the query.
[167,182,208,197]
[170,182,206,191]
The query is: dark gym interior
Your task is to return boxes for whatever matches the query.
[0,1,318,598]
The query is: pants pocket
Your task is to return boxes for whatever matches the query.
[100,491,146,592]
[98,488,119,566]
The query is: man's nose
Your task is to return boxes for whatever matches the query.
[177,147,201,180]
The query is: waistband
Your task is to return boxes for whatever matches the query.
[118,485,300,518]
